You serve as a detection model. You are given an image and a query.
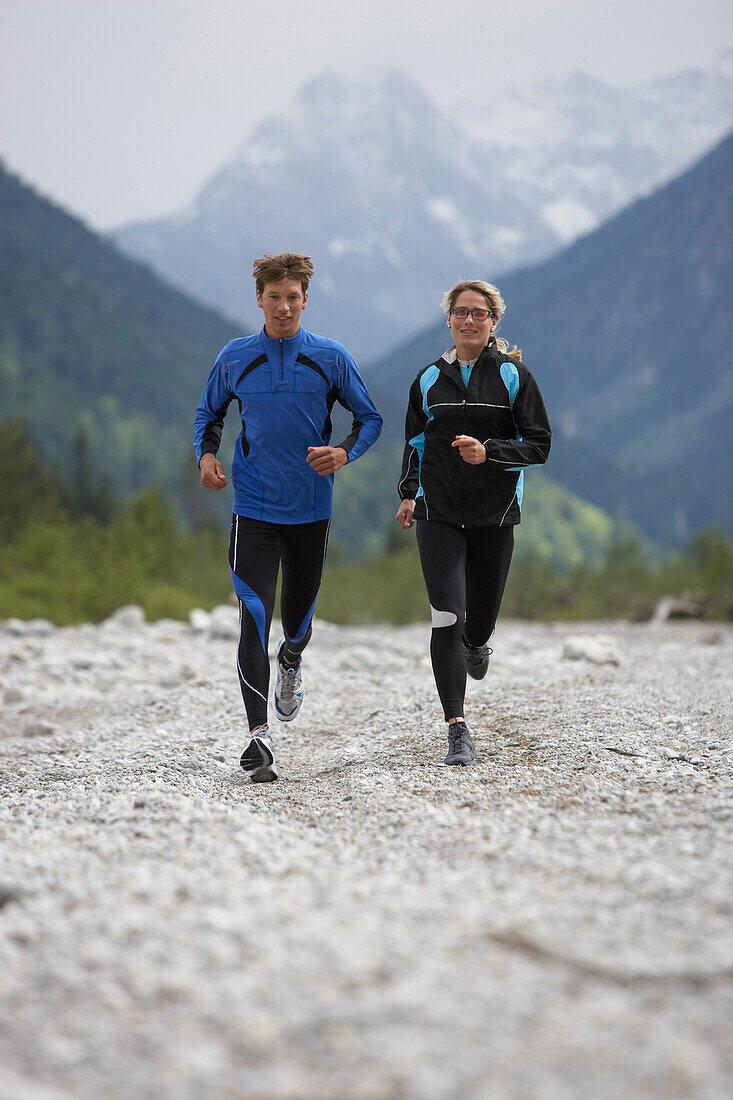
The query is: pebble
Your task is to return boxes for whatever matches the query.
[0,881,22,908]
[103,604,146,629]
[561,635,622,665]
[0,617,29,636]
[0,615,730,1099]
[22,722,56,737]
[25,618,56,636]
[189,608,211,631]
[208,604,239,639]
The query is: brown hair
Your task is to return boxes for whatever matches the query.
[442,279,522,361]
[252,253,315,297]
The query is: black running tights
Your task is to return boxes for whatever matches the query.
[228,514,330,730]
[415,519,514,721]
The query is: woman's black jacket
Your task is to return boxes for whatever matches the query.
[398,340,551,528]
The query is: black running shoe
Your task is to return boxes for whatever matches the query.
[444,722,476,766]
[463,639,492,680]
[239,728,278,783]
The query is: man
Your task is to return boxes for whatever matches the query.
[194,253,382,782]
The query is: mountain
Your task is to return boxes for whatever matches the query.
[114,58,733,360]
[368,133,733,545]
[0,160,235,504]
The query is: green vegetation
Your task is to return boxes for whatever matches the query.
[2,420,730,627]
[317,528,733,625]
[0,486,231,625]
[0,420,230,623]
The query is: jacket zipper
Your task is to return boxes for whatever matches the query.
[279,339,284,383]
[461,398,467,528]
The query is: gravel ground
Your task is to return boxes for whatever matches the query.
[1,607,732,1100]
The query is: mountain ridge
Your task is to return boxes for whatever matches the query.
[114,60,733,360]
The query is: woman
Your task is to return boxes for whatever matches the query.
[396,280,551,765]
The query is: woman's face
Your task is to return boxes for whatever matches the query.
[448,290,496,355]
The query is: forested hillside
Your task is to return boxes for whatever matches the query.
[369,133,733,545]
[0,161,235,503]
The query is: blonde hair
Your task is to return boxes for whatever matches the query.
[253,253,315,296]
[442,280,522,361]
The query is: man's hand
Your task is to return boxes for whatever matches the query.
[452,435,486,465]
[199,453,228,490]
[395,499,415,529]
[306,446,348,475]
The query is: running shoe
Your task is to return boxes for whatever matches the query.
[444,721,476,766]
[274,640,303,722]
[240,728,278,783]
[463,639,492,680]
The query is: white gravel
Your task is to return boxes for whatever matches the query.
[1,609,732,1100]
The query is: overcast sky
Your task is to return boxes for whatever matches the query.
[1,0,731,229]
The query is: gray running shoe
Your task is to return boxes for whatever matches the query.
[274,639,303,722]
[444,722,476,766]
[240,728,278,783]
[463,639,492,680]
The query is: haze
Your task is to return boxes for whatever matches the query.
[1,0,731,229]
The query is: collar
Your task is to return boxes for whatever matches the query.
[440,339,496,390]
[443,337,496,365]
[258,325,305,351]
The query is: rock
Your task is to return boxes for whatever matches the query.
[25,618,56,636]
[4,687,24,705]
[0,882,22,908]
[153,618,185,633]
[562,636,621,666]
[208,605,239,640]
[664,740,690,754]
[72,654,112,670]
[104,604,146,628]
[158,674,182,690]
[189,608,212,631]
[652,595,706,623]
[23,721,56,737]
[1,617,29,636]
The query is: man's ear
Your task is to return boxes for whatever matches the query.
[302,291,308,309]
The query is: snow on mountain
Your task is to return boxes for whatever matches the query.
[461,52,733,243]
[114,58,733,360]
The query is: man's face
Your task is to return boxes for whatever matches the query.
[257,278,308,339]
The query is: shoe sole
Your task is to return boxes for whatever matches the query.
[248,761,278,783]
[466,666,489,681]
[240,736,279,783]
[443,757,476,766]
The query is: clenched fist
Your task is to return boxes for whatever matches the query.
[199,453,228,490]
[452,435,486,465]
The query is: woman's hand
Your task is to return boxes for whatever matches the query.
[452,435,486,465]
[395,499,416,529]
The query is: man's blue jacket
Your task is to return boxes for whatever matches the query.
[194,326,383,524]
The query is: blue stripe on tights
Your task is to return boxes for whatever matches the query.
[229,566,268,654]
